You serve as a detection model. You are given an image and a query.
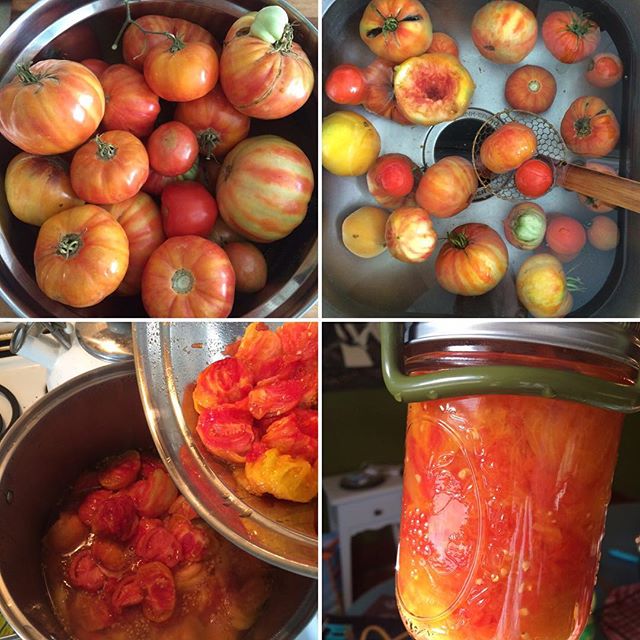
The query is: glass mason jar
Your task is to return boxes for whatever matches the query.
[381,322,640,640]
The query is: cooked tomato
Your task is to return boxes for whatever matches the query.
[135,525,183,568]
[248,379,304,420]
[46,512,89,553]
[261,412,317,463]
[68,550,105,592]
[325,64,367,105]
[92,494,139,542]
[166,515,209,562]
[91,538,128,572]
[111,574,144,614]
[232,323,283,381]
[98,450,141,491]
[128,469,178,518]
[140,454,165,479]
[161,182,218,237]
[137,561,177,623]
[277,322,318,363]
[168,496,198,521]
[147,121,199,177]
[196,406,255,463]
[78,489,111,527]
[192,357,254,413]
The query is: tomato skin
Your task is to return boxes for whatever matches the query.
[98,450,141,491]
[141,235,235,318]
[560,96,620,157]
[122,15,218,71]
[144,41,219,102]
[174,85,251,160]
[505,65,557,113]
[70,131,150,205]
[480,122,537,174]
[193,357,254,413]
[0,59,105,155]
[359,0,433,63]
[161,182,218,238]
[325,64,367,105]
[224,242,268,294]
[362,58,412,125]
[104,192,165,296]
[220,14,314,119]
[435,223,509,296]
[128,469,178,518]
[217,135,314,242]
[542,10,600,64]
[34,205,129,308]
[147,121,199,177]
[68,550,105,592]
[81,58,109,79]
[136,561,177,623]
[5,152,83,226]
[100,64,160,138]
[586,53,623,88]
[514,159,554,198]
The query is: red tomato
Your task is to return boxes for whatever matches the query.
[359,0,433,63]
[135,526,183,568]
[514,159,554,198]
[174,85,251,160]
[91,538,128,572]
[362,58,412,125]
[435,223,509,296]
[277,322,318,363]
[217,135,314,242]
[0,59,105,155]
[131,517,163,548]
[122,16,218,71]
[166,515,209,562]
[196,406,255,463]
[546,215,586,261]
[325,64,367,105]
[136,561,176,623]
[586,53,623,88]
[141,236,235,317]
[220,14,314,119]
[542,10,600,64]
[505,65,557,113]
[141,158,199,197]
[161,182,218,237]
[81,58,109,79]
[168,496,198,521]
[560,96,620,157]
[128,469,178,518]
[111,575,144,614]
[68,550,105,592]
[34,205,129,308]
[261,413,317,463]
[68,592,113,632]
[78,489,111,527]
[193,357,254,413]
[367,153,417,209]
[144,41,219,102]
[140,456,165,479]
[104,192,165,296]
[70,131,149,205]
[147,121,199,177]
[92,494,139,542]
[98,450,141,491]
[224,242,268,294]
[248,379,304,420]
[100,64,160,138]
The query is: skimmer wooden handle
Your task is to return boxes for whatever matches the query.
[557,163,640,213]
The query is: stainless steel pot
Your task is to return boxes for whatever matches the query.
[0,0,317,318]
[0,363,317,640]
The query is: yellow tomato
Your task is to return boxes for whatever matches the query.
[322,111,381,176]
[516,253,573,318]
[342,206,389,258]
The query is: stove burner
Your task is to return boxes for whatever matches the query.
[0,384,20,435]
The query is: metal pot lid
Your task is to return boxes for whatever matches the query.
[76,322,134,362]
[132,322,317,579]
[404,322,640,367]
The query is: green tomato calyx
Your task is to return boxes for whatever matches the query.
[250,6,290,46]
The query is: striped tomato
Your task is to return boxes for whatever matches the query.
[560,96,620,157]
[435,223,508,296]
[220,13,314,119]
[0,59,105,155]
[542,11,600,64]
[416,156,477,218]
[216,135,314,243]
[104,192,165,296]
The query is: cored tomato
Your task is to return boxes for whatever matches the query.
[361,58,412,125]
[104,192,165,296]
[91,538,128,572]
[542,10,600,64]
[111,575,144,614]
[0,59,104,154]
[174,85,251,160]
[70,131,149,205]
[193,357,254,413]
[435,223,509,296]
[560,96,620,157]
[68,550,105,592]
[261,413,317,463]
[135,526,183,567]
[136,561,176,623]
[196,406,255,463]
[325,64,367,105]
[248,379,304,420]
[78,490,111,527]
[100,64,160,138]
[128,469,178,518]
[166,516,209,562]
[92,494,139,542]
[98,450,141,491]
[144,40,219,102]
[359,0,433,63]
[34,205,129,308]
[161,182,218,238]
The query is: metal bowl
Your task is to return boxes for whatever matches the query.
[0,0,317,318]
[133,322,318,577]
[0,363,317,640]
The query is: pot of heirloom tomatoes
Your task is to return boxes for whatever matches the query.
[381,322,640,640]
[0,363,316,640]
[0,0,317,318]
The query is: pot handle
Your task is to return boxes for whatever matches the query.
[380,323,640,413]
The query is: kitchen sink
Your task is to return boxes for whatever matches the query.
[322,0,640,318]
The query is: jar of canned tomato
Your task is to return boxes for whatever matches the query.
[381,322,640,640]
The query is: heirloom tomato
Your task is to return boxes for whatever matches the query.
[517,253,573,317]
[514,158,554,198]
[144,40,219,102]
[586,53,623,88]
[325,64,367,105]
[362,58,411,125]
[435,223,508,296]
[0,59,104,155]
[542,10,600,64]
[503,202,547,250]
[385,207,437,264]
[588,216,619,251]
[224,242,268,293]
[104,192,165,296]
[367,153,418,209]
[141,236,235,318]
[147,121,198,177]
[161,182,218,238]
[81,58,108,79]
[100,64,160,138]
[141,159,199,197]
[174,85,251,159]
[505,65,557,113]
[34,205,129,308]
[546,215,586,262]
[480,122,537,174]
[217,135,314,242]
[70,131,149,205]
[342,207,389,259]
[427,32,459,57]
[560,96,620,157]
[5,153,83,226]
[359,0,433,63]
[122,16,218,71]
[220,11,314,119]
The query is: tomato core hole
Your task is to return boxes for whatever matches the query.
[171,268,195,294]
[57,233,83,259]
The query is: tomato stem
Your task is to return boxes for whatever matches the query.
[15,62,44,84]
[574,116,592,138]
[447,230,469,250]
[198,129,221,161]
[111,0,182,52]
[528,79,541,93]
[93,134,118,161]
[171,269,195,294]
[56,233,82,259]
[273,23,294,53]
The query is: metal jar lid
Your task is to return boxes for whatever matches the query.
[382,322,640,413]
